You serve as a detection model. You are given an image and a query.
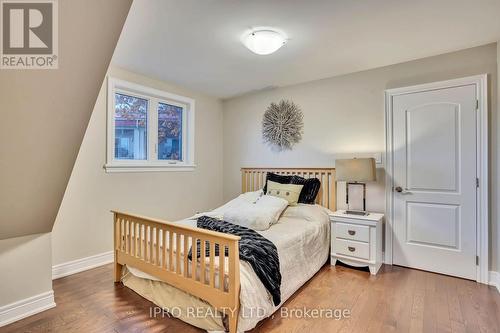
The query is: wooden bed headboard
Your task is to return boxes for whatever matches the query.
[241,167,336,210]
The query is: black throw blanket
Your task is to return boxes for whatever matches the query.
[189,216,282,306]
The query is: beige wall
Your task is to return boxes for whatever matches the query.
[0,233,52,306]
[497,42,500,272]
[51,66,224,265]
[223,43,498,271]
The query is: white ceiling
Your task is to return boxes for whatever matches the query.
[113,0,500,99]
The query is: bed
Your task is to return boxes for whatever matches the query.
[113,167,336,332]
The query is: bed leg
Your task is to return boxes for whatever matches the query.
[114,261,123,283]
[228,310,238,333]
[113,213,123,283]
[228,294,240,333]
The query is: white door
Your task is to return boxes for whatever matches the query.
[392,84,477,280]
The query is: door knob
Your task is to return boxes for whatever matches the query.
[394,186,411,194]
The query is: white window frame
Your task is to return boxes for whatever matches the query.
[105,77,195,172]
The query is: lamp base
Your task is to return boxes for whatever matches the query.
[346,182,367,215]
[345,210,369,216]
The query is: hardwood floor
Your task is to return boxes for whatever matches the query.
[1,263,499,333]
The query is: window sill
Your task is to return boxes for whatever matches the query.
[104,164,196,173]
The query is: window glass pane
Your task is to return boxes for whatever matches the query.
[158,102,183,161]
[114,93,148,160]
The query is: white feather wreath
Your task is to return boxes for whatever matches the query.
[262,100,304,151]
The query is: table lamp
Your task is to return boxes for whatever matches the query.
[335,157,376,216]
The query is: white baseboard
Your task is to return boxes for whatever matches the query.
[0,290,55,327]
[52,251,114,280]
[489,271,500,292]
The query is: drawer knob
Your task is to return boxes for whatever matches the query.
[348,246,356,252]
[348,230,356,235]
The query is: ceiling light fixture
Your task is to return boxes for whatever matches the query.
[242,29,287,55]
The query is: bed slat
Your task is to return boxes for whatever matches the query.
[183,235,188,277]
[191,237,197,280]
[176,233,181,274]
[169,231,174,271]
[219,244,225,291]
[201,239,206,284]
[155,228,159,265]
[209,242,215,287]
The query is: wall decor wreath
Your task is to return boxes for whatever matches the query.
[262,99,304,151]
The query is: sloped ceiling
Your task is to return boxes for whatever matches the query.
[0,0,132,239]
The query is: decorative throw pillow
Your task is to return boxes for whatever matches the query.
[263,172,321,204]
[290,176,321,205]
[266,180,304,206]
[263,172,293,194]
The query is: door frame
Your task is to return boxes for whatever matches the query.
[384,74,489,284]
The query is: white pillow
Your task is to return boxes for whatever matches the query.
[240,189,264,203]
[223,194,288,230]
[281,203,330,223]
[204,190,263,217]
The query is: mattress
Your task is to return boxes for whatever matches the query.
[123,203,331,332]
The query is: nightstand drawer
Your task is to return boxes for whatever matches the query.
[335,239,370,260]
[335,222,369,242]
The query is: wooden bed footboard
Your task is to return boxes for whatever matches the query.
[113,211,241,333]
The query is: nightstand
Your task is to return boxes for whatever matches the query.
[330,210,384,275]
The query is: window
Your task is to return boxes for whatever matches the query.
[114,93,148,160]
[157,102,183,161]
[106,77,195,172]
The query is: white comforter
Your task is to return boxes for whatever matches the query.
[128,198,331,332]
[234,204,331,331]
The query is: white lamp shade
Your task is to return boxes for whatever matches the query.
[243,30,286,55]
[335,158,376,182]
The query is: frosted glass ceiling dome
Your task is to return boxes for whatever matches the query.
[243,29,287,55]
